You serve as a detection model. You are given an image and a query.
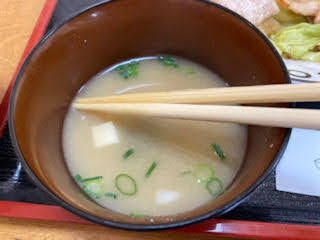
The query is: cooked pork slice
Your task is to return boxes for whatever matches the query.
[279,0,320,23]
[211,0,280,25]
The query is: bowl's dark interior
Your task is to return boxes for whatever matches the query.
[11,0,288,227]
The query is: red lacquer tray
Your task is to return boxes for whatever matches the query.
[0,1,319,239]
[0,201,319,240]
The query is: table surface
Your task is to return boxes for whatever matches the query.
[0,0,46,102]
[0,0,320,226]
[1,217,241,240]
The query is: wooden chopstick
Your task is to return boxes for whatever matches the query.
[74,103,320,130]
[76,83,320,105]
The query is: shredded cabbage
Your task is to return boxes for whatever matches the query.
[270,23,320,62]
[300,52,320,62]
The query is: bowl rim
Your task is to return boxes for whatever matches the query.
[9,0,291,230]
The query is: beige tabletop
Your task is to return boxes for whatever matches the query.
[0,0,46,101]
[0,217,249,240]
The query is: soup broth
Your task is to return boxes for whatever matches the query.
[63,57,247,217]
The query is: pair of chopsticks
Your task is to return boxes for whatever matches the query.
[74,83,320,129]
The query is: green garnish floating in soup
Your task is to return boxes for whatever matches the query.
[116,61,139,79]
[212,143,226,160]
[206,177,223,197]
[130,212,149,217]
[180,170,192,176]
[82,179,104,199]
[75,174,103,183]
[158,56,178,68]
[115,174,137,196]
[105,192,117,199]
[193,164,214,183]
[81,176,103,182]
[145,161,157,178]
[122,148,134,159]
[74,175,104,199]
[74,174,82,182]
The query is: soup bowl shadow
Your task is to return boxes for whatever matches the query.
[9,0,290,230]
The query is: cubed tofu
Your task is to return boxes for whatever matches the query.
[156,190,180,205]
[92,122,119,148]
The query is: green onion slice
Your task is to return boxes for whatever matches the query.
[115,61,139,79]
[74,175,104,199]
[105,192,117,199]
[81,176,103,182]
[123,149,134,159]
[193,164,214,183]
[115,174,137,196]
[145,161,157,178]
[130,213,149,217]
[158,56,178,68]
[212,143,226,160]
[206,177,223,197]
[82,180,104,199]
[74,174,82,182]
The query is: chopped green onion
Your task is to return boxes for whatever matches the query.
[123,149,134,159]
[83,180,104,199]
[81,176,103,182]
[105,192,117,199]
[158,56,178,68]
[194,164,214,183]
[74,175,104,199]
[180,170,192,176]
[130,213,148,217]
[115,174,137,196]
[212,143,226,160]
[145,161,157,178]
[74,174,82,182]
[206,177,223,197]
[116,61,139,79]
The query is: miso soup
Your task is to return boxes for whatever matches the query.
[63,56,247,217]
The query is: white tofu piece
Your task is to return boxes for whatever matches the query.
[156,190,180,205]
[92,122,119,148]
